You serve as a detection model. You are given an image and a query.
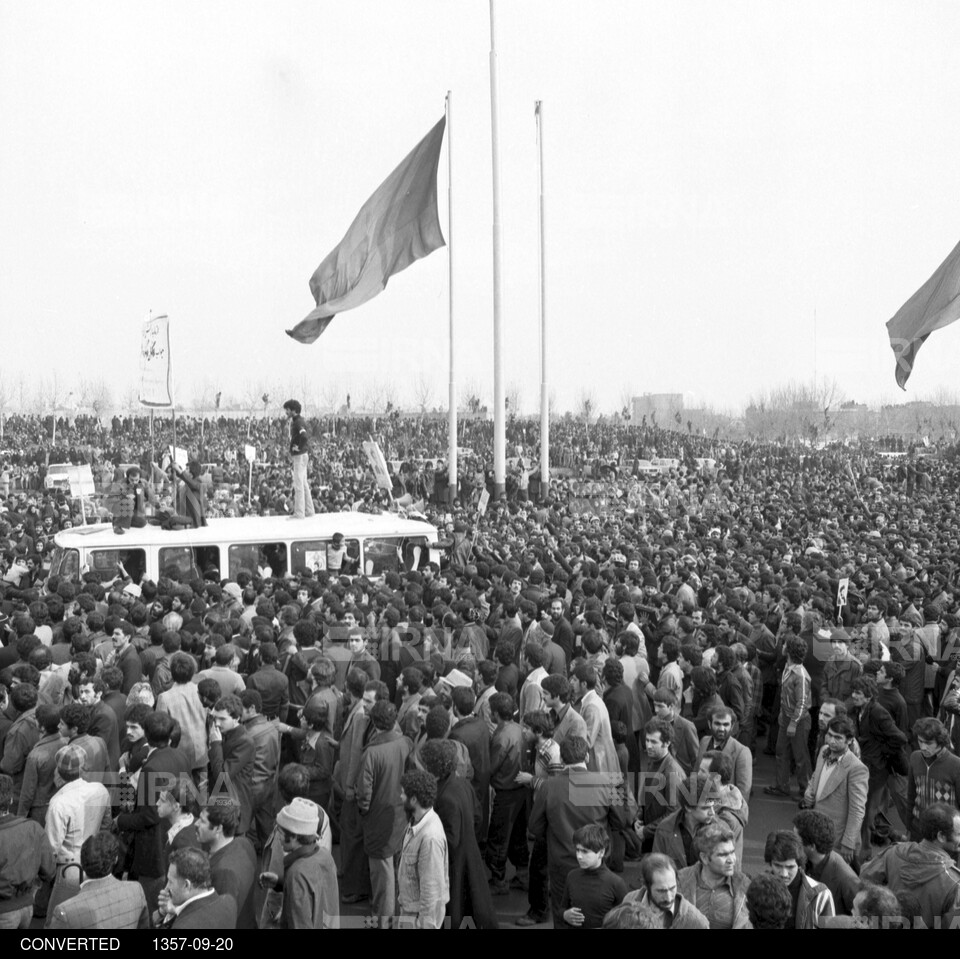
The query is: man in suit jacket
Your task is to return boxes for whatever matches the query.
[78,680,119,773]
[115,712,190,914]
[105,620,143,694]
[571,664,619,776]
[652,690,699,774]
[208,695,256,835]
[693,706,752,798]
[448,688,491,842]
[542,675,587,746]
[801,717,868,860]
[49,832,149,929]
[158,847,237,930]
[547,600,575,666]
[356,702,412,922]
[528,735,632,928]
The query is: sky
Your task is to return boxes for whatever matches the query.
[3,1,960,417]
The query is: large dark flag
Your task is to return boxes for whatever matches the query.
[886,237,960,388]
[287,116,446,344]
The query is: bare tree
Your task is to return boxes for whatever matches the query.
[459,378,482,415]
[618,387,634,422]
[78,377,113,422]
[578,389,596,439]
[381,380,399,415]
[413,373,434,414]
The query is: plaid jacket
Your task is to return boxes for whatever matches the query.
[47,875,149,930]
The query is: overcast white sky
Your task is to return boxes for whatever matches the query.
[3,1,960,416]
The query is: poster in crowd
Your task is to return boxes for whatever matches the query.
[139,314,173,407]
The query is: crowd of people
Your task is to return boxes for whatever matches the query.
[0,408,959,930]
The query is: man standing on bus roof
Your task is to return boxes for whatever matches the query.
[283,399,315,520]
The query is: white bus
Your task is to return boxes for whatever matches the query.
[49,513,441,586]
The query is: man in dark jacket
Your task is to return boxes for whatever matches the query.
[0,772,55,928]
[548,599,575,666]
[78,679,119,773]
[243,643,289,721]
[849,676,909,850]
[485,693,526,894]
[157,848,237,929]
[208,696,256,836]
[356,701,411,922]
[860,803,960,929]
[0,684,40,809]
[195,798,257,929]
[448,687,491,844]
[115,711,190,914]
[528,735,632,928]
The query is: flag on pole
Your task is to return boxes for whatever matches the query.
[287,117,446,344]
[886,236,960,389]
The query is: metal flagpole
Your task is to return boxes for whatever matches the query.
[489,0,506,500]
[447,90,458,505]
[536,100,550,501]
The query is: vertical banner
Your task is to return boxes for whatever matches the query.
[362,440,394,494]
[139,315,173,407]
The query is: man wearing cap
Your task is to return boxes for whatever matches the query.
[259,797,339,929]
[44,744,112,923]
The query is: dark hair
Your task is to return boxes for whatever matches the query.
[283,399,302,415]
[213,695,243,720]
[523,644,545,668]
[913,717,951,748]
[854,884,901,920]
[826,717,856,741]
[851,676,878,700]
[170,652,196,684]
[490,692,515,722]
[572,823,609,855]
[81,832,120,879]
[541,674,571,703]
[35,704,61,735]
[168,847,212,889]
[302,702,329,731]
[143,711,175,747]
[643,717,674,746]
[197,678,222,709]
[203,798,240,837]
[793,810,836,854]
[522,709,555,738]
[746,872,792,930]
[239,689,263,714]
[560,735,589,765]
[700,749,734,784]
[660,638,680,663]
[785,636,808,664]
[451,687,476,715]
[919,802,959,842]
[11,684,37,712]
[60,702,88,735]
[278,763,311,803]
[420,739,458,780]
[763,829,806,867]
[400,769,437,809]
[370,700,397,731]
[125,703,152,726]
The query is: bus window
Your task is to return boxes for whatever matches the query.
[159,546,221,583]
[291,539,360,577]
[50,547,80,583]
[229,542,287,580]
[89,548,146,584]
[401,536,431,572]
[363,537,404,578]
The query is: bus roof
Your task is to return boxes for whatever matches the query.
[53,512,437,550]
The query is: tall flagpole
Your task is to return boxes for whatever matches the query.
[446,90,458,504]
[489,0,506,500]
[536,100,550,501]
